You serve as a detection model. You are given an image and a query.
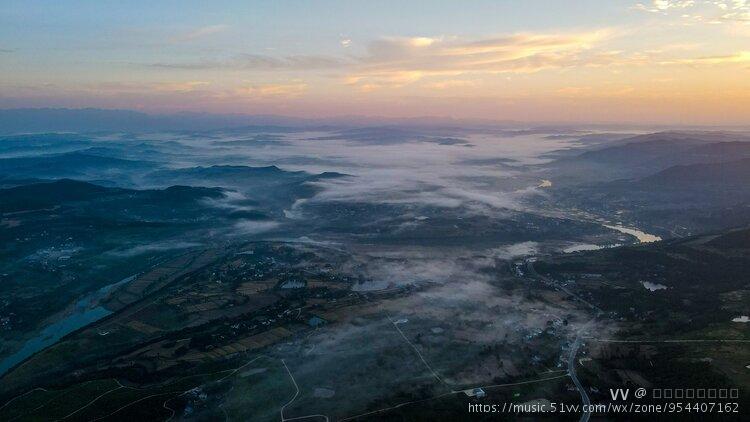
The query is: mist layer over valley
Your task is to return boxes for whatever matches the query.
[2,123,750,420]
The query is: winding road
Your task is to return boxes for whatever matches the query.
[525,260,595,422]
[568,333,591,422]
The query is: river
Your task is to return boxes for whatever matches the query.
[0,275,135,376]
[603,224,661,243]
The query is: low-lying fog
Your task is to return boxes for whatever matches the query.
[3,126,650,416]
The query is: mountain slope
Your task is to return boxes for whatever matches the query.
[0,179,224,214]
[639,158,750,187]
[0,152,155,180]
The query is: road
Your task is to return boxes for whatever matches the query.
[387,315,450,387]
[281,359,330,422]
[339,373,569,421]
[525,260,596,422]
[525,261,602,314]
[568,334,591,422]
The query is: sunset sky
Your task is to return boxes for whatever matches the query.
[2,0,750,124]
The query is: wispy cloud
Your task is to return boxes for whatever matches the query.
[555,85,635,98]
[635,0,696,13]
[152,81,210,92]
[149,53,347,70]
[662,50,750,64]
[721,10,750,21]
[634,0,749,22]
[229,82,308,98]
[344,30,613,90]
[423,79,477,90]
[170,24,228,43]
[147,30,614,82]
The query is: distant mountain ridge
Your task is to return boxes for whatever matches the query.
[147,164,345,184]
[0,108,319,134]
[573,131,750,164]
[639,157,750,187]
[0,179,224,213]
[0,108,523,134]
[550,131,750,183]
[0,151,155,180]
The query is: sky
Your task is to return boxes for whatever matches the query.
[1,0,750,124]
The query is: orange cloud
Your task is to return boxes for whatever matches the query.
[662,50,750,64]
[344,31,614,91]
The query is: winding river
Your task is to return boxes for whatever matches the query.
[604,224,662,243]
[0,220,662,377]
[0,275,135,376]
